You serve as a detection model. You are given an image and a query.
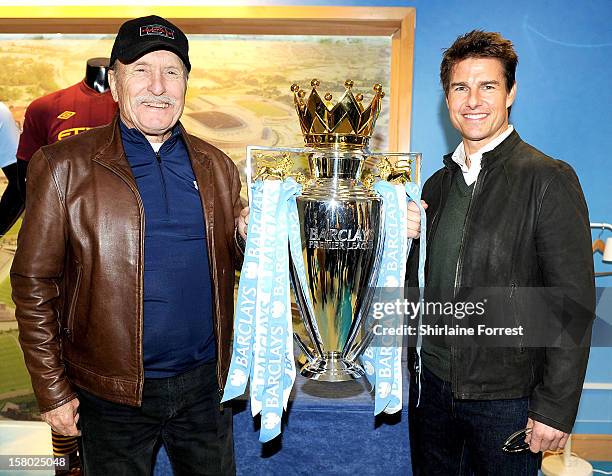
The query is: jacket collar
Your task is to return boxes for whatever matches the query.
[93,114,211,183]
[179,122,210,165]
[443,129,522,172]
[119,119,183,152]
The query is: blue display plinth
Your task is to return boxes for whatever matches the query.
[154,372,412,475]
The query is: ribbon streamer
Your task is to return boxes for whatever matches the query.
[363,181,427,414]
[222,179,301,442]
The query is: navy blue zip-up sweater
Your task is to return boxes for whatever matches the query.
[120,121,215,378]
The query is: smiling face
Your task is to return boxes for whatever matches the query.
[446,57,516,155]
[108,49,187,142]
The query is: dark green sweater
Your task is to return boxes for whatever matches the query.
[421,170,474,382]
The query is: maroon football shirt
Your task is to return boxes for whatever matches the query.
[17,80,117,161]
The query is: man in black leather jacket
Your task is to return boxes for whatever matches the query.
[406,30,594,475]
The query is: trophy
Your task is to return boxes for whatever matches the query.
[247,79,421,382]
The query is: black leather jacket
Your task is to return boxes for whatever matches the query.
[406,130,595,433]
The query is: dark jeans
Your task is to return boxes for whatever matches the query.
[408,366,541,476]
[76,362,235,476]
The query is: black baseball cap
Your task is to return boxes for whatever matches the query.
[110,15,191,72]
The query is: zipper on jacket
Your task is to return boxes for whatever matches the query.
[211,226,223,394]
[416,170,447,374]
[155,151,170,216]
[451,169,488,395]
[94,158,146,405]
[509,282,524,352]
[65,263,83,341]
[453,170,487,294]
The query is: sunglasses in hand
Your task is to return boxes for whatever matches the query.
[502,427,532,453]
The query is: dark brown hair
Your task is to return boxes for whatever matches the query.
[440,30,518,96]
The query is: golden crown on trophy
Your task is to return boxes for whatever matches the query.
[290,79,385,149]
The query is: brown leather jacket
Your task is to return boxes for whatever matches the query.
[11,116,243,413]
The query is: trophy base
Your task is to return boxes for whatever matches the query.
[299,352,365,382]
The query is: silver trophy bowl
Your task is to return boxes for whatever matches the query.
[291,149,384,381]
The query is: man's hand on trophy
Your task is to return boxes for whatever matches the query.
[407,200,427,239]
[238,206,249,239]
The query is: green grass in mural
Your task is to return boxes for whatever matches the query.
[0,275,14,308]
[3,217,21,239]
[0,330,32,395]
[0,217,20,309]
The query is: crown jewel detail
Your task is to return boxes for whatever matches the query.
[291,79,385,148]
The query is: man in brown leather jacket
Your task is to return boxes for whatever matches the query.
[11,16,248,476]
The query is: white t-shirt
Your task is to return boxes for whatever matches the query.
[451,125,514,186]
[150,141,163,153]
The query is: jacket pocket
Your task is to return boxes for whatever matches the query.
[64,263,82,342]
[509,282,524,352]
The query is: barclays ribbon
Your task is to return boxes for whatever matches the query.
[362,180,426,414]
[383,184,410,414]
[369,182,407,414]
[222,181,268,404]
[249,180,279,417]
[259,180,301,442]
[222,178,301,443]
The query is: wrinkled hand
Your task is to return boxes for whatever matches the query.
[238,206,249,240]
[525,418,569,453]
[407,200,427,239]
[41,398,80,437]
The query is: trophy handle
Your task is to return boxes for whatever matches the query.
[342,211,386,363]
[347,326,376,363]
[293,332,316,363]
[289,257,325,358]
